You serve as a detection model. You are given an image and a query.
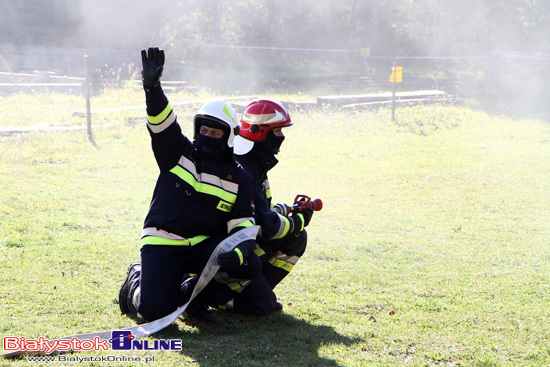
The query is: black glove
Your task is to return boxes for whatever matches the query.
[217,239,256,272]
[141,47,165,88]
[301,207,314,227]
[289,208,313,233]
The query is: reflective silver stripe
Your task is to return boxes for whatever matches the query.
[275,252,300,265]
[147,110,176,133]
[268,253,300,272]
[227,217,255,232]
[272,213,289,239]
[203,172,239,194]
[177,156,239,194]
[141,227,187,240]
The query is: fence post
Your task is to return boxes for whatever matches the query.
[83,55,96,145]
[391,60,396,122]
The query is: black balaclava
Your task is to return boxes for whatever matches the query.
[196,119,230,160]
[257,130,285,156]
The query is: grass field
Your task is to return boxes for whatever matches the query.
[0,88,549,366]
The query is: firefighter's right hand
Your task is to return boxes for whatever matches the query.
[273,203,291,217]
[141,47,165,88]
[289,208,313,232]
[217,240,255,272]
[301,207,314,227]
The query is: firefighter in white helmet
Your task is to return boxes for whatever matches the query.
[118,47,258,323]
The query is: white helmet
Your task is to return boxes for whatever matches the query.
[193,99,238,148]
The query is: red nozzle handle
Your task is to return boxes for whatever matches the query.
[309,198,323,211]
[292,195,323,212]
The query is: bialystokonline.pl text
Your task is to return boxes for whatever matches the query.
[27,355,156,364]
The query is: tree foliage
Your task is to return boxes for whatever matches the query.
[160,0,549,60]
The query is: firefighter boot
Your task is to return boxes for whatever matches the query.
[180,276,216,323]
[118,261,141,314]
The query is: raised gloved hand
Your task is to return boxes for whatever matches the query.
[141,47,165,88]
[217,239,256,272]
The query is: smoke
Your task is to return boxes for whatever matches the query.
[0,0,547,118]
[0,0,162,75]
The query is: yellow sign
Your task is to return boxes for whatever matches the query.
[389,66,403,83]
[360,47,370,57]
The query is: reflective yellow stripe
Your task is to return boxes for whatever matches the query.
[228,282,246,293]
[239,220,254,228]
[229,219,254,233]
[147,103,173,125]
[214,274,248,293]
[268,256,294,273]
[254,247,265,256]
[141,234,209,247]
[178,156,239,194]
[223,103,236,124]
[169,165,237,203]
[279,216,291,238]
[228,218,255,232]
[296,213,305,232]
[234,248,244,265]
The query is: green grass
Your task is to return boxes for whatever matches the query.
[0,90,549,366]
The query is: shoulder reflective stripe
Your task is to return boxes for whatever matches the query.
[141,234,209,247]
[227,219,255,233]
[178,155,199,179]
[148,103,173,125]
[169,165,237,203]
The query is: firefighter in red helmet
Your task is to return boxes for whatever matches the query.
[211,99,315,315]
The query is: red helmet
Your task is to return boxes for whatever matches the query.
[234,99,293,155]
